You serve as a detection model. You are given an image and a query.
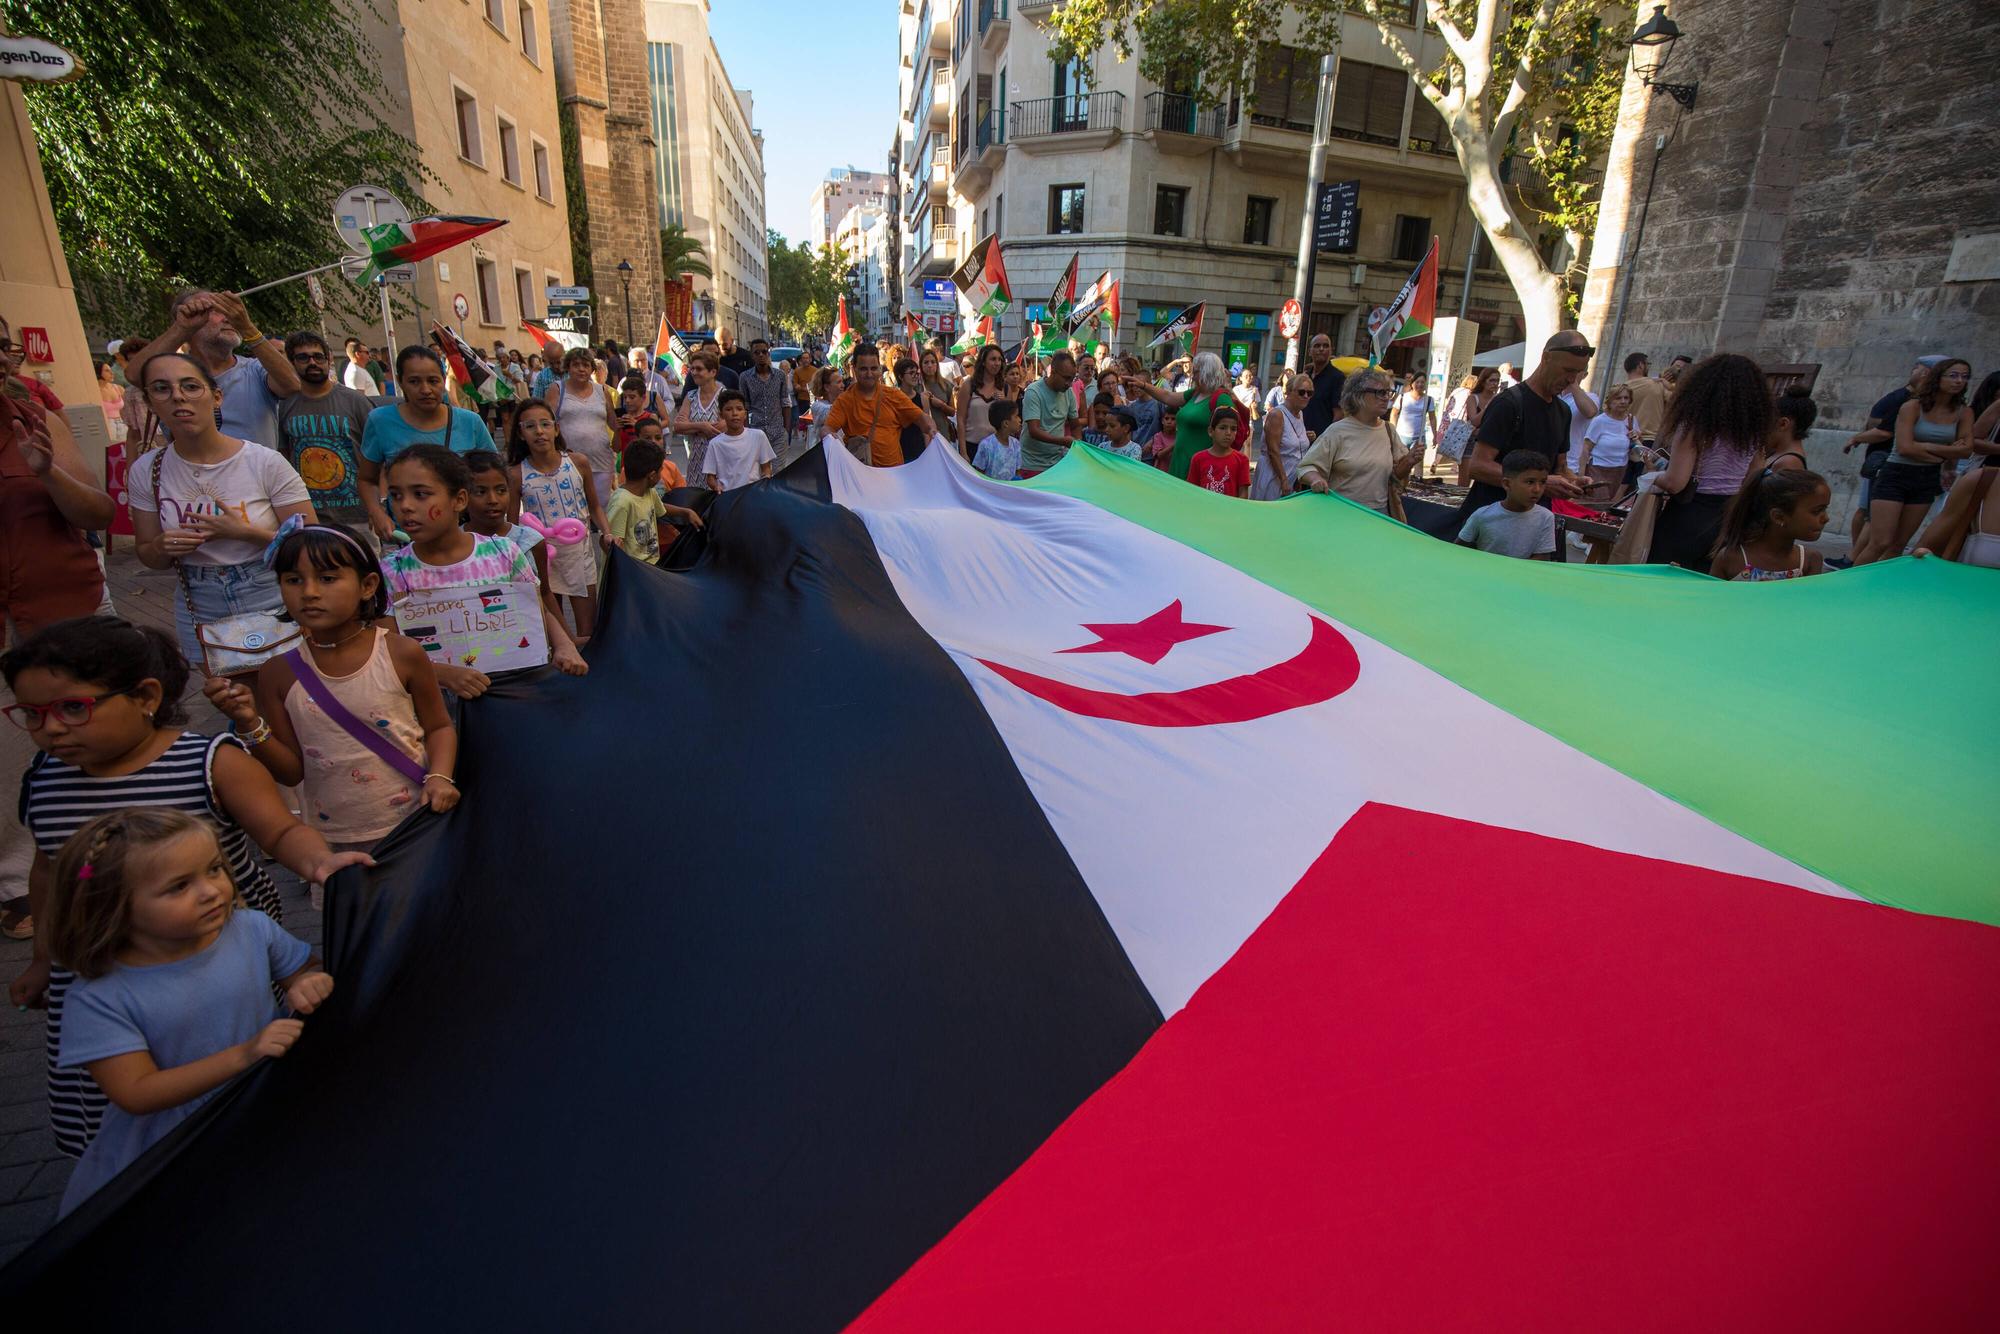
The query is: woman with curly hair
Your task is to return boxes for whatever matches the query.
[1854,358,1973,563]
[1646,353,1774,574]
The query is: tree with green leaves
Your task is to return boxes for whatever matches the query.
[1049,0,1626,353]
[765,230,848,342]
[660,224,713,280]
[4,0,428,338]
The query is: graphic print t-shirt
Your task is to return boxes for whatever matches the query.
[278,384,374,513]
[1188,448,1250,497]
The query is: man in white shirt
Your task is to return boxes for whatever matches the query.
[703,389,778,491]
[343,338,381,396]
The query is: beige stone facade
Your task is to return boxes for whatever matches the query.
[641,0,769,341]
[352,0,577,356]
[551,0,664,347]
[899,2,1531,379]
[1579,0,2000,432]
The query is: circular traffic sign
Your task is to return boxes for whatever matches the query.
[333,184,410,255]
[1278,298,1303,340]
[452,293,470,322]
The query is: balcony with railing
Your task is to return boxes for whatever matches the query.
[927,70,950,128]
[955,107,1007,191]
[916,218,959,274]
[1143,92,1225,153]
[978,0,1009,51]
[1009,91,1125,151]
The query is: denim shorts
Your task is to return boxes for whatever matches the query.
[174,558,286,662]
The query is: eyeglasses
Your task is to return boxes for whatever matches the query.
[1361,387,1393,397]
[291,351,329,364]
[4,692,131,731]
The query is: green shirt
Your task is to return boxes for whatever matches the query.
[607,486,667,565]
[1020,378,1080,473]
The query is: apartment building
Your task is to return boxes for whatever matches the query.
[809,167,897,250]
[355,0,577,353]
[915,0,1537,377]
[640,0,771,339]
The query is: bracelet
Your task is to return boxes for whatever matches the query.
[239,718,273,746]
[422,773,457,786]
[240,333,266,351]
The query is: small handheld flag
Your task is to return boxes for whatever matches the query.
[653,314,691,384]
[1144,301,1206,356]
[1048,253,1080,330]
[1369,237,1438,364]
[828,296,857,369]
[955,236,1014,318]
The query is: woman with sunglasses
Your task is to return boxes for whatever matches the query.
[1293,368,1414,515]
[2,615,369,1155]
[1251,372,1314,501]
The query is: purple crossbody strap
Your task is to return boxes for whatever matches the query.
[282,647,429,786]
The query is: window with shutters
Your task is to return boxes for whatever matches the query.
[1330,61,1409,147]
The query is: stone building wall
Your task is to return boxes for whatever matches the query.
[1580,0,2000,434]
[552,0,665,347]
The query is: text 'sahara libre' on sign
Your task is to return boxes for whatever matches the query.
[395,582,549,674]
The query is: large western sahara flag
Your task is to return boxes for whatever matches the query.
[4,444,1995,1329]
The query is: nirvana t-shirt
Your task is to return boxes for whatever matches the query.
[1467,383,1572,511]
[278,384,374,515]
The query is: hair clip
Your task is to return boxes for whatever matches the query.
[76,862,95,881]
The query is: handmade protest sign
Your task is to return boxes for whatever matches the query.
[394,582,548,673]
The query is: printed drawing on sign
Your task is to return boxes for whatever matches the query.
[394,582,548,674]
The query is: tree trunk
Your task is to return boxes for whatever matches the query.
[1457,129,1567,358]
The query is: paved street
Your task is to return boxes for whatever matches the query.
[0,551,320,1265]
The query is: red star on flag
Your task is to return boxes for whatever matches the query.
[1058,600,1230,666]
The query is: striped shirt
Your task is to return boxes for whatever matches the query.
[19,731,282,1157]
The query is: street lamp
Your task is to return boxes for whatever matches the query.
[1632,5,1698,109]
[616,258,634,345]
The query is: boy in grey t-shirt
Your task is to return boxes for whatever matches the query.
[1458,450,1559,560]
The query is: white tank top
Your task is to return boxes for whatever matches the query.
[554,381,613,475]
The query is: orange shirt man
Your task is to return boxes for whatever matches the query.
[825,344,926,466]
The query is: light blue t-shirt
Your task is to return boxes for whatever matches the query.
[971,432,1022,481]
[58,909,311,1216]
[532,367,557,399]
[216,354,282,449]
[359,404,496,465]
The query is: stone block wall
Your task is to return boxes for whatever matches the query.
[1581,0,2000,435]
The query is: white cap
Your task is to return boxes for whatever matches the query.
[105,339,125,356]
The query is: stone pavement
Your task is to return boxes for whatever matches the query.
[0,551,320,1265]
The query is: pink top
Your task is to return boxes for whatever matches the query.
[383,532,538,599]
[283,629,424,842]
[1693,436,1759,496]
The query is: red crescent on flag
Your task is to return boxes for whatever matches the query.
[975,617,1359,727]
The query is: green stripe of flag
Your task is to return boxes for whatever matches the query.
[1028,447,2000,927]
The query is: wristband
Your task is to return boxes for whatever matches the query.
[239,718,273,747]
[240,333,267,351]
[423,773,458,786]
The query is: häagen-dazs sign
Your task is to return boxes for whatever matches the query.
[0,36,83,84]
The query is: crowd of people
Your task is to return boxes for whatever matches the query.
[1,283,1996,1228]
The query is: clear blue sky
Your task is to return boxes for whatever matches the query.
[706,1,901,245]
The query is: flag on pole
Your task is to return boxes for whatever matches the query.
[827,295,858,368]
[1066,270,1114,335]
[1047,253,1080,330]
[430,321,514,403]
[652,313,691,384]
[1103,279,1121,354]
[1369,236,1439,363]
[950,313,994,356]
[906,311,925,349]
[1144,301,1205,356]
[351,215,505,284]
[954,236,1014,318]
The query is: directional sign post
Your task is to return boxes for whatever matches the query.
[333,185,411,362]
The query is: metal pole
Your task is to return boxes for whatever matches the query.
[366,196,397,365]
[1599,132,1667,397]
[1285,53,1339,372]
[622,279,633,345]
[1456,216,1480,321]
